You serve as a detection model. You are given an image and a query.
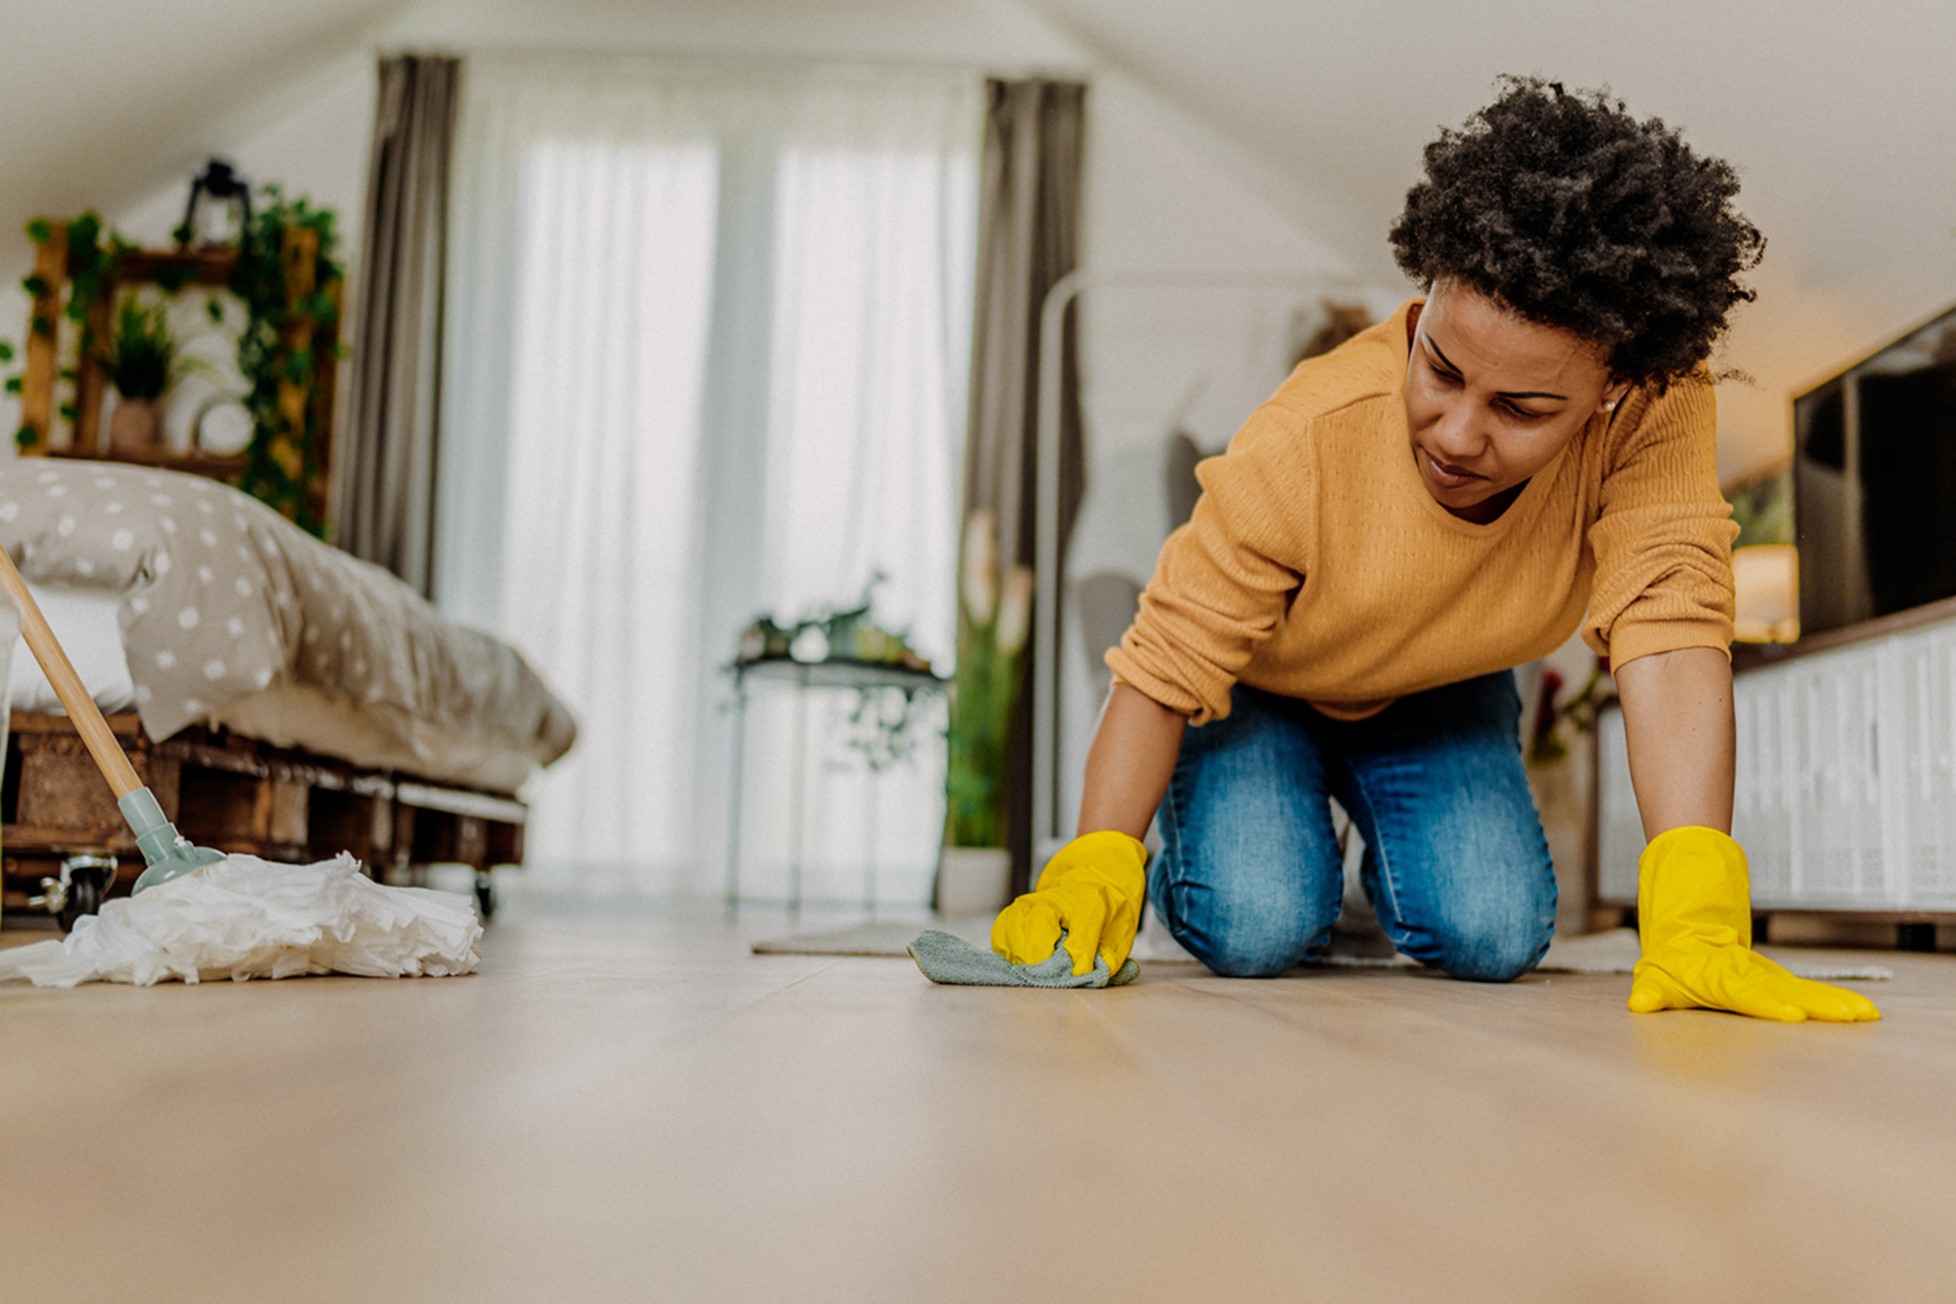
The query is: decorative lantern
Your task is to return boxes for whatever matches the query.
[177,158,253,248]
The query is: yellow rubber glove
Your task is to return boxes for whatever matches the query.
[990,830,1148,977]
[1630,825,1881,1022]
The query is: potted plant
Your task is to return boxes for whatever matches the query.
[939,508,1033,914]
[101,295,178,453]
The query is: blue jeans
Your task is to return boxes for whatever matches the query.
[1150,672,1556,982]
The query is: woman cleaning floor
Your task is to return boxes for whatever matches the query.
[990,76,1879,1022]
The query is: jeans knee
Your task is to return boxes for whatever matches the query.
[1199,935,1309,978]
[1174,909,1324,978]
[1428,914,1551,983]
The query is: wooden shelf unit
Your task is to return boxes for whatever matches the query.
[15,228,341,527]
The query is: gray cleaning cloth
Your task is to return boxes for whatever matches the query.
[908,929,1139,988]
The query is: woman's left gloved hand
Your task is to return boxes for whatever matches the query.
[1629,825,1882,1022]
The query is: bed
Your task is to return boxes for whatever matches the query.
[1,458,577,926]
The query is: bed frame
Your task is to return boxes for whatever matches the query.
[2,710,524,929]
[4,225,539,932]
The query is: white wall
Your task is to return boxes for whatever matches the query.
[110,54,379,262]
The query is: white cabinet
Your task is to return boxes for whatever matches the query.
[1597,617,1956,911]
[1735,663,1796,904]
[1892,624,1956,907]
[1788,645,1886,905]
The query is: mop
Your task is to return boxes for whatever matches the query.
[0,545,481,988]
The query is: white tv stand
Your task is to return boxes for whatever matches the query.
[1596,596,1956,926]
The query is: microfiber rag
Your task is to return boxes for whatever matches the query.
[908,929,1139,988]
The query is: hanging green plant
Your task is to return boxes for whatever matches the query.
[228,188,345,537]
[3,211,133,449]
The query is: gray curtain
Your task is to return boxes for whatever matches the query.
[959,78,1087,892]
[337,54,460,596]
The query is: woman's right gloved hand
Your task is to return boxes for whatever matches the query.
[990,830,1149,977]
[1630,825,1881,1022]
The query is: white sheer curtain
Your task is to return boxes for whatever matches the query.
[439,57,979,900]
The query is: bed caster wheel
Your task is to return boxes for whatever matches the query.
[474,872,498,921]
[32,855,118,934]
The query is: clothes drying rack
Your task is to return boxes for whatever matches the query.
[1028,271,1371,865]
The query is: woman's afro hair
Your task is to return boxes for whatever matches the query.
[1388,76,1765,388]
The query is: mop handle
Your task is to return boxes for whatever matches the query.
[0,542,145,800]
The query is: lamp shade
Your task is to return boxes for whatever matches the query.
[1733,544,1799,644]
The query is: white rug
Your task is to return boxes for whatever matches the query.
[752,919,1893,981]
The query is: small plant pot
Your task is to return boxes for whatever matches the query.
[108,398,162,454]
[935,844,1012,916]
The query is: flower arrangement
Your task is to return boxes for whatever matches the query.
[731,574,940,772]
[944,509,1033,849]
[1528,661,1609,766]
[734,573,932,672]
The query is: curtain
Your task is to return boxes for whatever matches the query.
[439,57,980,900]
[338,54,460,595]
[959,78,1086,891]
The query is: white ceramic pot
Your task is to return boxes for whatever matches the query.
[936,845,1012,916]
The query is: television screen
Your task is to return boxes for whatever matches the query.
[1793,303,1956,638]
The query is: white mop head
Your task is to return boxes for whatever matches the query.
[0,854,483,988]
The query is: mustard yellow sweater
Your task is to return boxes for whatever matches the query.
[1107,299,1738,724]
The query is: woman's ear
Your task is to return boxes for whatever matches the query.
[1600,378,1632,412]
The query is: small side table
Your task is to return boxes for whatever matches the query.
[723,657,947,915]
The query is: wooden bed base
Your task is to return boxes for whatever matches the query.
[2,711,524,923]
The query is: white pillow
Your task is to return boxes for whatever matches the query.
[6,585,137,714]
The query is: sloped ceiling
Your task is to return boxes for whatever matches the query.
[5,0,1952,474]
[1024,0,1956,474]
[1028,0,1956,285]
[0,0,404,268]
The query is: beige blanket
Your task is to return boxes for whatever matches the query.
[0,460,576,786]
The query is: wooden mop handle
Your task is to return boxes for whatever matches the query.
[0,543,144,800]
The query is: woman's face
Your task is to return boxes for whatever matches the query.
[1404,279,1630,522]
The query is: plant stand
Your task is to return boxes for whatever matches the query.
[721,657,947,916]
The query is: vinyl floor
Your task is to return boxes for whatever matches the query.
[1,897,1950,1303]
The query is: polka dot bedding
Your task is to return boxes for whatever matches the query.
[0,461,576,768]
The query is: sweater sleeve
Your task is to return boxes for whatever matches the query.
[1105,403,1311,724]
[1583,376,1738,667]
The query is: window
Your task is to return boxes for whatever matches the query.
[440,59,979,900]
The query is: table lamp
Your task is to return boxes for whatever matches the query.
[1733,543,1799,644]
